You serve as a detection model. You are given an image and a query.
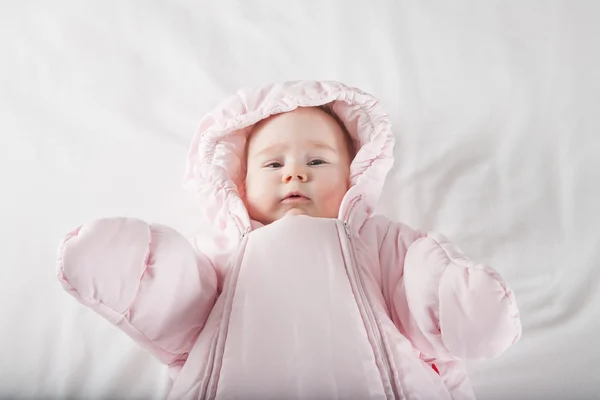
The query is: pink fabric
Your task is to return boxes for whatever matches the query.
[57,80,521,399]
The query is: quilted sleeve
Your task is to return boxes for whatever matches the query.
[57,217,218,366]
[380,223,521,361]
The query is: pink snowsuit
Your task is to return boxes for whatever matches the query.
[57,80,521,399]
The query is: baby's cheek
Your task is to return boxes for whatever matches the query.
[319,183,346,214]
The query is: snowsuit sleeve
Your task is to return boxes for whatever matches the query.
[56,217,218,367]
[378,220,521,361]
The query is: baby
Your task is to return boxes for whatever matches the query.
[58,80,521,400]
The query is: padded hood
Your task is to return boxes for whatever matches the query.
[183,80,394,240]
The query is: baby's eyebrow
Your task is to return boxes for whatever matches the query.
[307,141,336,152]
[255,143,288,158]
[253,141,335,158]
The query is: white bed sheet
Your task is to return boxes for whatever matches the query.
[1,1,599,399]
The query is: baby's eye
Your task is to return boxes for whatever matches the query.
[265,162,283,169]
[308,159,326,166]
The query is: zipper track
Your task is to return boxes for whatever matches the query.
[342,199,402,400]
[199,229,250,400]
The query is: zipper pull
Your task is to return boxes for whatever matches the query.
[343,222,351,238]
[240,227,250,240]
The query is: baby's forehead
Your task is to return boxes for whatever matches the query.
[244,106,355,163]
[248,107,344,142]
[247,132,344,159]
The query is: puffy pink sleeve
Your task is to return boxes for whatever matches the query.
[379,221,521,361]
[57,217,218,367]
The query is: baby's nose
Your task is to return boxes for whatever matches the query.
[283,172,308,183]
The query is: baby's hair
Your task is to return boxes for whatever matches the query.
[317,103,356,160]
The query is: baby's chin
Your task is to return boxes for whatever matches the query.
[284,208,309,217]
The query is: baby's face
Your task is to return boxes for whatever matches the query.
[245,107,352,225]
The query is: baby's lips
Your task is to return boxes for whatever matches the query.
[282,190,309,200]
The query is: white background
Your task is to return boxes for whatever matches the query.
[1,1,599,399]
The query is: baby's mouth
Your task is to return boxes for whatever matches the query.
[282,192,310,202]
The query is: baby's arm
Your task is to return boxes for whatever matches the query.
[57,217,218,368]
[375,218,521,361]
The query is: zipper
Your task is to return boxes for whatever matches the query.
[342,219,402,400]
[229,211,250,243]
[239,226,250,241]
[199,229,250,400]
